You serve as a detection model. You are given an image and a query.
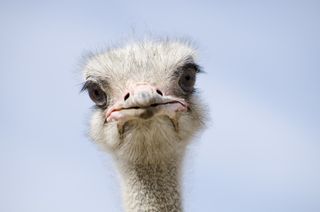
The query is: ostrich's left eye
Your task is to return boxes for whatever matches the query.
[178,68,196,93]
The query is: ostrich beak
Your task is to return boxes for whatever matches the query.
[105,83,188,127]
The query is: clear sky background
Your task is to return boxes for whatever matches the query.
[0,0,319,211]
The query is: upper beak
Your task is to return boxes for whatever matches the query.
[105,83,188,123]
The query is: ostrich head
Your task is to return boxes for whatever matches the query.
[82,40,205,164]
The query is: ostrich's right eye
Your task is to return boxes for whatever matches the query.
[82,81,107,107]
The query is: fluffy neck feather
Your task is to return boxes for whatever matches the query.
[114,119,185,212]
[117,156,183,212]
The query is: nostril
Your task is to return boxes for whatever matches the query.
[156,89,163,96]
[124,93,130,101]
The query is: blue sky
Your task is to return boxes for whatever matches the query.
[0,0,319,211]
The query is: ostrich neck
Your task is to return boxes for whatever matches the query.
[117,156,183,212]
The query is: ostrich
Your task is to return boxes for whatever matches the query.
[81,39,206,212]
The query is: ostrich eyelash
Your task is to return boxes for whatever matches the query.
[173,62,203,77]
[80,81,92,92]
[184,62,203,73]
[80,80,104,92]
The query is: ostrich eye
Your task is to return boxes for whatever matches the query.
[82,81,107,107]
[178,65,197,93]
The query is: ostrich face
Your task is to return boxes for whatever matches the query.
[82,41,205,163]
